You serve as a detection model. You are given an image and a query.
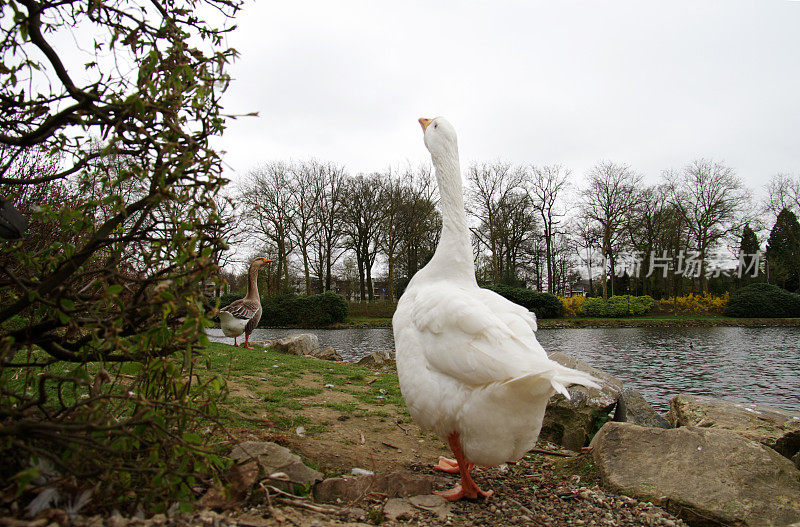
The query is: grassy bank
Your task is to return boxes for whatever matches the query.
[203,342,600,480]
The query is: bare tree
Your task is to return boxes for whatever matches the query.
[625,184,675,296]
[466,161,528,283]
[377,168,411,302]
[572,213,600,295]
[309,162,347,293]
[290,160,324,295]
[666,159,751,292]
[764,173,800,223]
[525,164,571,293]
[240,162,295,291]
[396,165,440,293]
[340,174,383,301]
[208,194,249,297]
[582,161,643,298]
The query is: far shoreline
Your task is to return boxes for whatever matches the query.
[258,316,800,330]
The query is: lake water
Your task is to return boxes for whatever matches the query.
[206,326,800,413]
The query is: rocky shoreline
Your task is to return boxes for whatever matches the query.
[540,352,800,526]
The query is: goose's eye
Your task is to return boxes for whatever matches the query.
[434,123,438,129]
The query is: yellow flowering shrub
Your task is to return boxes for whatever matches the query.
[658,292,729,315]
[559,295,586,317]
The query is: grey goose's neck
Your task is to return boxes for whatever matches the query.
[246,264,261,300]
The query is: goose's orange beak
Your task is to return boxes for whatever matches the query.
[418,118,432,132]
[261,257,272,264]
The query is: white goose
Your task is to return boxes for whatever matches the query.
[393,117,598,501]
[219,257,271,348]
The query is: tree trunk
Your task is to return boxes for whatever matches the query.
[302,248,311,296]
[601,235,609,300]
[356,249,365,301]
[325,252,332,291]
[545,224,553,294]
[387,257,395,302]
[365,247,374,301]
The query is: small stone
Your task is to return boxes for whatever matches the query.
[409,494,452,519]
[383,498,415,521]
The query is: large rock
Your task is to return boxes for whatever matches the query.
[614,387,670,429]
[356,350,393,367]
[229,441,322,491]
[313,471,433,503]
[540,352,623,450]
[271,334,320,356]
[667,394,800,461]
[307,346,342,361]
[591,422,800,527]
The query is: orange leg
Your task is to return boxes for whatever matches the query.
[233,336,238,346]
[240,333,252,349]
[434,432,493,501]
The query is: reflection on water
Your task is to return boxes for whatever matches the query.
[206,326,800,413]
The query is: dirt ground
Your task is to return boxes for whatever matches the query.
[225,366,451,473]
[203,366,688,527]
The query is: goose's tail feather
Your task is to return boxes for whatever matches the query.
[503,363,601,400]
[550,364,601,399]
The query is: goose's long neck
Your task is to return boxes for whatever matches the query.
[246,264,260,300]
[427,149,475,283]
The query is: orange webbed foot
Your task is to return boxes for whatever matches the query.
[435,456,460,474]
[435,483,494,501]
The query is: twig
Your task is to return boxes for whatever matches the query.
[381,441,400,450]
[529,448,576,457]
[274,498,349,516]
[258,482,276,520]
[264,485,309,500]
[395,420,409,434]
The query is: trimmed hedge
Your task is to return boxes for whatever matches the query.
[261,291,348,327]
[347,301,397,319]
[724,283,800,318]
[218,292,241,309]
[484,284,564,318]
[580,295,655,317]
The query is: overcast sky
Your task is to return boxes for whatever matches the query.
[216,1,800,194]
